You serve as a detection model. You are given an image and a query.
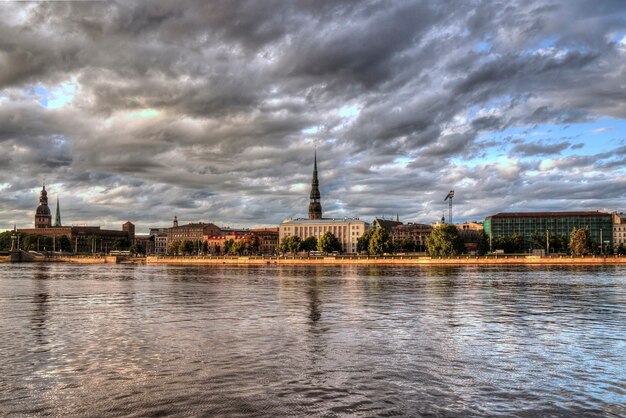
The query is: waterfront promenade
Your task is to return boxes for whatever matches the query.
[146,254,626,266]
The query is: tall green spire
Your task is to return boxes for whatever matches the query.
[54,196,62,227]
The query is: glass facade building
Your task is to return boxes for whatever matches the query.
[484,212,613,246]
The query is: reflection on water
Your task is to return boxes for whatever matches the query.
[31,265,50,346]
[0,264,625,417]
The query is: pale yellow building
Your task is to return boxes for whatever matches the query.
[612,212,626,248]
[279,218,368,254]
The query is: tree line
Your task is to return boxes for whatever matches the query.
[166,236,261,256]
[276,225,626,257]
[0,231,145,255]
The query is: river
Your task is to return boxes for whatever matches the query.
[0,264,624,417]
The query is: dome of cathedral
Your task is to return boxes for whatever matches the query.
[36,204,51,216]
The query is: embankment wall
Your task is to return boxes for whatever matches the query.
[146,255,626,266]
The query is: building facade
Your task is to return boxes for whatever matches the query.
[149,228,169,254]
[613,212,626,249]
[279,218,368,254]
[167,222,222,243]
[484,212,613,250]
[17,225,134,253]
[250,228,279,255]
[456,221,484,252]
[390,223,432,252]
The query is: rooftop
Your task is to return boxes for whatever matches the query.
[487,211,611,219]
[281,217,365,225]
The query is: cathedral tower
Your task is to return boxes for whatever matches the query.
[308,151,322,220]
[35,184,52,228]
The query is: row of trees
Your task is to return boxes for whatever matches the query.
[279,232,342,254]
[166,236,262,256]
[277,225,626,258]
[491,227,624,256]
[0,231,144,254]
[0,231,73,252]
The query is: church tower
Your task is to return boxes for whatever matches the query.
[308,151,323,220]
[54,196,62,227]
[35,184,52,228]
[173,215,178,228]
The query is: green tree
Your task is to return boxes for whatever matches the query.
[617,243,625,256]
[300,236,318,253]
[59,235,72,252]
[112,238,130,251]
[318,232,342,253]
[356,229,374,253]
[213,244,221,255]
[509,233,525,253]
[569,227,593,256]
[368,228,392,255]
[425,224,464,257]
[279,235,301,254]
[223,239,234,254]
[202,241,209,254]
[21,234,36,251]
[129,243,145,256]
[549,234,568,254]
[531,230,546,250]
[167,240,181,255]
[0,231,13,250]
[177,240,186,255]
[249,236,260,255]
[231,240,246,255]
[495,234,525,253]
[395,237,416,252]
[476,231,489,255]
[183,240,194,255]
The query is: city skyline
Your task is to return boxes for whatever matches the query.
[1,1,626,233]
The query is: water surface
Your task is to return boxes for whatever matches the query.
[0,264,624,417]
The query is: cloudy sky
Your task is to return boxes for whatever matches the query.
[1,0,625,233]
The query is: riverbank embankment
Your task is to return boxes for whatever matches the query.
[4,254,625,266]
[146,255,626,266]
[0,253,120,264]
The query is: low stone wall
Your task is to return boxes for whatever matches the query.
[146,255,626,266]
[56,256,119,264]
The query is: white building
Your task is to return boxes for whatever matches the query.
[279,218,368,254]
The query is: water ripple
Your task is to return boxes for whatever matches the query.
[0,264,624,417]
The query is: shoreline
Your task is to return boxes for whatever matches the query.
[2,254,626,266]
[145,255,626,266]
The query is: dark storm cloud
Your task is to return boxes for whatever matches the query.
[1,0,626,231]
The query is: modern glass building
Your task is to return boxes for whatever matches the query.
[484,212,613,247]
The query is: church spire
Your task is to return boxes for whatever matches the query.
[308,150,322,220]
[54,196,62,227]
